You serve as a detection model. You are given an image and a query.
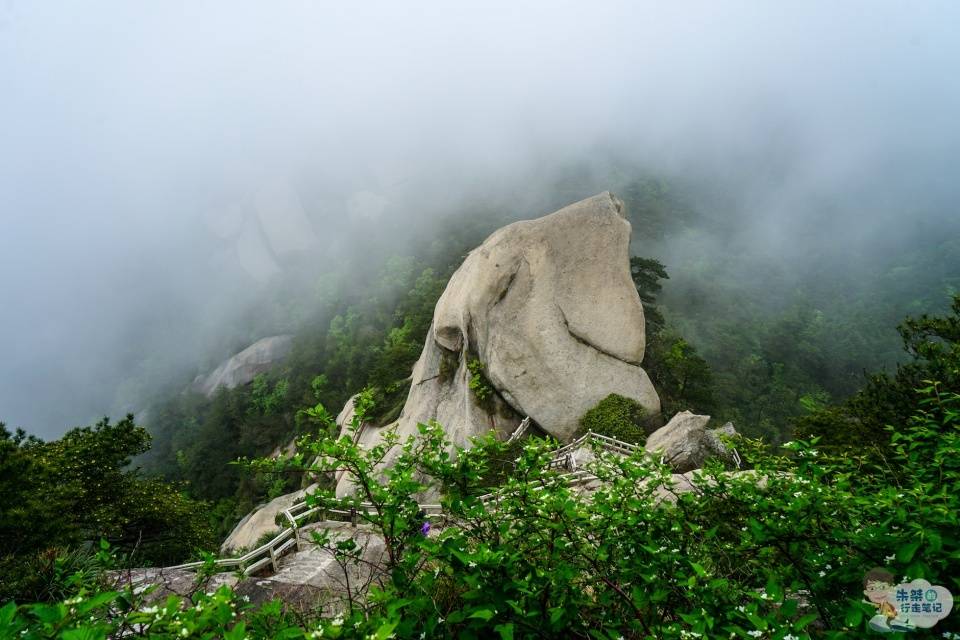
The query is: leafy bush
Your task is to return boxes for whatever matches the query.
[10,381,960,638]
[467,358,496,412]
[578,393,648,444]
[0,417,214,601]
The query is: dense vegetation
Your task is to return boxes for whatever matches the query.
[0,417,212,602]
[130,174,958,543]
[4,296,960,636]
[2,172,958,636]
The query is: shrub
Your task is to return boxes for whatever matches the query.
[578,393,648,444]
[8,384,960,638]
[467,358,496,412]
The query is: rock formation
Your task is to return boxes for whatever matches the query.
[339,192,660,495]
[221,483,316,553]
[644,411,739,473]
[194,335,293,398]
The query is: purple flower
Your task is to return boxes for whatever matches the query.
[420,521,431,536]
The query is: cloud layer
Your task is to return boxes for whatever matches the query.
[1,1,958,435]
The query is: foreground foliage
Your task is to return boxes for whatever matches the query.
[7,377,959,638]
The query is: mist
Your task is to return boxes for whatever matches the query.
[1,1,958,437]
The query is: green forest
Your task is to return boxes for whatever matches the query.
[2,170,959,637]
[134,173,959,539]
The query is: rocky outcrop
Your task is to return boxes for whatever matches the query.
[220,483,317,553]
[644,411,739,473]
[194,335,293,398]
[338,192,660,496]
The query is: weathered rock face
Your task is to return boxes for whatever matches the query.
[221,484,317,553]
[195,335,293,398]
[644,411,738,473]
[339,192,660,495]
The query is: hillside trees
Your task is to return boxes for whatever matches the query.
[0,416,213,601]
[630,256,715,418]
[795,294,960,449]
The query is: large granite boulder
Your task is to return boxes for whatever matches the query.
[644,411,738,473]
[339,192,660,496]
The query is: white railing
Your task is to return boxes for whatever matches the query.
[166,499,445,577]
[165,431,640,577]
[506,416,532,443]
[551,430,640,461]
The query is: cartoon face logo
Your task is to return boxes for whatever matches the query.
[864,567,896,604]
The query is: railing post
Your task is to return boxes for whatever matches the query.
[285,509,303,552]
[350,507,357,527]
[269,545,278,572]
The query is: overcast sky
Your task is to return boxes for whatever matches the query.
[1,1,959,437]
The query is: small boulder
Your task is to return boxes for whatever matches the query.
[644,411,739,473]
[195,335,293,398]
[220,484,316,554]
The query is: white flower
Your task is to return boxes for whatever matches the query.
[180,629,189,637]
[819,571,826,577]
[884,554,896,563]
[784,635,799,640]
[747,631,763,638]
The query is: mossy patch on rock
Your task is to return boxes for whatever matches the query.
[466,358,496,414]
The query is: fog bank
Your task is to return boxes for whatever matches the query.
[1,1,958,436]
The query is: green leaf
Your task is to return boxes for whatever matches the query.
[495,623,515,640]
[794,613,819,629]
[0,602,16,627]
[78,591,118,614]
[31,604,65,624]
[764,576,784,602]
[844,605,863,628]
[62,628,106,640]
[897,540,921,563]
[469,608,495,621]
[373,621,398,640]
[224,621,247,640]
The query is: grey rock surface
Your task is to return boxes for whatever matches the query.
[195,335,293,398]
[644,411,739,473]
[220,483,317,553]
[339,192,660,496]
